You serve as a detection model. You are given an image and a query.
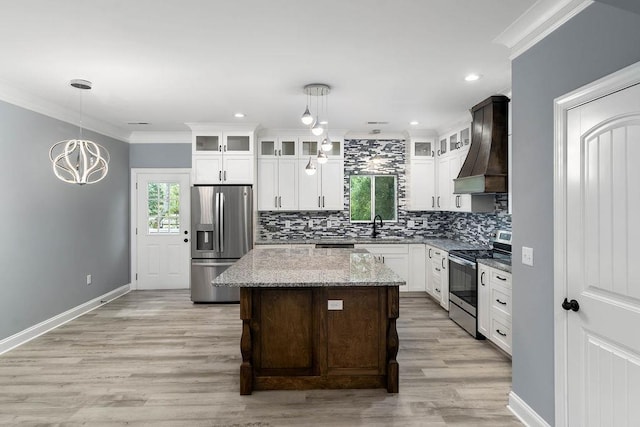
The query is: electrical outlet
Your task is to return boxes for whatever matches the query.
[308,219,313,228]
[86,274,92,285]
[326,220,332,228]
[407,220,415,228]
[284,220,290,229]
[522,246,534,266]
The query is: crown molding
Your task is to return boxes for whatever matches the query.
[185,122,260,132]
[0,79,130,142]
[494,0,594,59]
[128,131,191,144]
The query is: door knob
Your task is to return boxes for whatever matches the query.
[184,230,188,235]
[184,238,189,243]
[562,298,579,312]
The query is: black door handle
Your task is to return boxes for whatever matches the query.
[184,238,189,243]
[562,298,579,312]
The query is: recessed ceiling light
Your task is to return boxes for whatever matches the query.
[409,121,419,126]
[234,113,245,118]
[465,74,481,82]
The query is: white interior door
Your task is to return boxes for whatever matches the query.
[565,82,640,426]
[136,172,190,289]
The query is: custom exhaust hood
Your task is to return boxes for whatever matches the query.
[454,95,509,194]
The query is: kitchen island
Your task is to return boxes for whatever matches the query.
[213,246,404,395]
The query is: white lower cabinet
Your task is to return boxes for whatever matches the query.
[477,264,491,337]
[425,244,449,310]
[478,264,512,355]
[355,244,409,292]
[408,245,426,291]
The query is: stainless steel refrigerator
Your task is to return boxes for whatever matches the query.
[190,185,253,302]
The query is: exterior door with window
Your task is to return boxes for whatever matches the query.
[564,82,640,426]
[136,172,190,289]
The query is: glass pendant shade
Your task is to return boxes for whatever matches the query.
[317,150,328,164]
[321,137,333,152]
[49,139,110,185]
[305,157,317,175]
[301,106,314,125]
[311,120,324,136]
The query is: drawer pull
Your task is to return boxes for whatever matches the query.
[435,267,441,272]
[435,288,440,293]
[496,275,507,281]
[496,329,507,337]
[480,271,486,286]
[496,299,507,305]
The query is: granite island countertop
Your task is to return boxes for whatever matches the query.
[255,237,487,252]
[212,247,405,288]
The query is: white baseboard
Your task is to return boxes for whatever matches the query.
[508,391,552,427]
[0,284,131,355]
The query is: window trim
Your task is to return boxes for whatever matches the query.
[349,174,398,223]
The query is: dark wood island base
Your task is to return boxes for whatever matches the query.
[239,286,399,395]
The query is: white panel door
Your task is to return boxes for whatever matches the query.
[408,159,436,211]
[278,158,298,210]
[193,155,222,184]
[298,159,321,210]
[566,83,640,426]
[222,154,254,184]
[319,159,344,210]
[257,158,278,210]
[437,156,450,210]
[136,172,190,289]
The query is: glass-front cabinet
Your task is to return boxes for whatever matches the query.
[259,137,297,158]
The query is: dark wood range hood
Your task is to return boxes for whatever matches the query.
[454,95,510,194]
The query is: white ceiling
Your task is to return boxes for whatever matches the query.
[0,0,538,140]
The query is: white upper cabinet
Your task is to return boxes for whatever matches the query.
[257,137,299,211]
[258,132,344,212]
[190,128,255,185]
[406,137,437,211]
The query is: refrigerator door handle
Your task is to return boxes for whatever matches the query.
[214,192,220,253]
[219,192,225,253]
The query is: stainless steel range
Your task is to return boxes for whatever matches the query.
[448,230,512,338]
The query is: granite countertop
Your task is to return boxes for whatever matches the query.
[212,247,405,288]
[477,258,512,273]
[255,237,487,252]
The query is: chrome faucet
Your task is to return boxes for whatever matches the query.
[372,214,383,238]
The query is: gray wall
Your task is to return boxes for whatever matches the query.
[0,100,130,341]
[130,143,191,168]
[511,3,640,423]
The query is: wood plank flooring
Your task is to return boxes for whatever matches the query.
[0,291,521,426]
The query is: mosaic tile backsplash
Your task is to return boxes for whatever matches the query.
[258,139,511,246]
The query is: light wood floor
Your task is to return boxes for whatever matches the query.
[0,291,522,426]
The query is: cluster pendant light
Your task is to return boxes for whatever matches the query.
[301,83,332,175]
[49,79,110,185]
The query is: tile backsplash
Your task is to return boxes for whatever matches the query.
[258,139,511,246]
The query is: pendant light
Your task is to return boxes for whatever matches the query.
[305,157,317,175]
[49,79,110,185]
[310,89,324,136]
[302,83,330,136]
[317,150,328,164]
[301,89,314,125]
[320,92,333,151]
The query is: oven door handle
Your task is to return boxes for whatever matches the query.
[448,254,476,269]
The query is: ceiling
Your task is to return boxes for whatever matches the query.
[0,0,538,140]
